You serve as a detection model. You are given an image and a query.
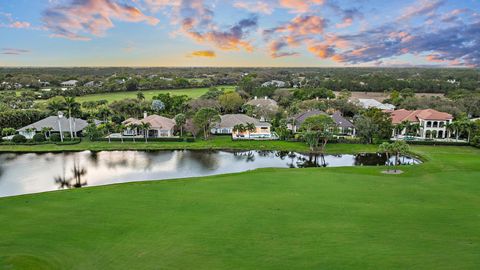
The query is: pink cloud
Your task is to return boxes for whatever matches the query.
[43,0,159,40]
[398,0,444,21]
[233,1,274,14]
[279,0,325,13]
[0,12,31,29]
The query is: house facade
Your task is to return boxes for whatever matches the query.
[245,96,279,122]
[61,80,78,88]
[389,109,453,139]
[17,116,90,139]
[211,114,275,140]
[123,113,176,138]
[288,110,356,136]
[357,99,395,110]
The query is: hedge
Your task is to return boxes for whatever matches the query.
[402,140,470,146]
[94,137,195,142]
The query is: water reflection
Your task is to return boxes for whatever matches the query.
[54,158,88,189]
[0,150,420,198]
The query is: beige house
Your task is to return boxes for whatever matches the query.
[123,113,176,138]
[211,114,276,140]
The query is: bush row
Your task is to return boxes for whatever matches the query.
[402,140,470,146]
[93,137,196,142]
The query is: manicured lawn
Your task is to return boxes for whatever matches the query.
[0,146,479,269]
[0,136,378,154]
[74,86,235,103]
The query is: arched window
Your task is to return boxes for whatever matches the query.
[438,130,444,138]
[426,130,431,138]
[426,121,432,127]
[439,122,445,128]
[433,121,438,128]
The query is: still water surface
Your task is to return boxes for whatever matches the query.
[0,150,420,197]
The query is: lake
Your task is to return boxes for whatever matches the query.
[0,150,420,197]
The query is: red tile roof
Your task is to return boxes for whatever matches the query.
[388,109,453,124]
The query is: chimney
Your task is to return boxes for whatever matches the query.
[143,111,148,119]
[254,96,257,100]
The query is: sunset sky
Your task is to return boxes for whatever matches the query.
[0,0,479,67]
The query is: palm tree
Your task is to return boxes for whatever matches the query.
[64,97,80,140]
[232,124,246,137]
[174,114,187,137]
[406,122,420,136]
[458,119,474,142]
[41,127,53,140]
[245,122,256,139]
[117,123,126,143]
[129,124,138,143]
[378,142,392,167]
[137,92,145,101]
[446,122,455,140]
[140,122,151,143]
[390,141,409,172]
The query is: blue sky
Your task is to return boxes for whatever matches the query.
[0,0,479,67]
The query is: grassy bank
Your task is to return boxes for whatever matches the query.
[73,86,235,103]
[0,146,479,269]
[0,136,379,154]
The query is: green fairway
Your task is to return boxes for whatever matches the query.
[73,86,235,103]
[0,146,479,269]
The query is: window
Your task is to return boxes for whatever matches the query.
[426,121,432,127]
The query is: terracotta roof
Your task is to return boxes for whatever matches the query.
[389,109,453,124]
[123,115,175,130]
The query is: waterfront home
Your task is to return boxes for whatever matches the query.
[288,110,356,136]
[388,109,453,139]
[211,114,275,139]
[61,80,78,88]
[261,80,286,88]
[246,96,279,121]
[17,116,89,139]
[357,98,395,110]
[123,113,176,138]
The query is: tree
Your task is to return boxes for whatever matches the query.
[99,122,114,143]
[245,122,256,139]
[46,96,66,114]
[390,141,410,172]
[218,92,244,113]
[117,123,126,143]
[64,97,80,140]
[193,108,220,140]
[129,123,139,143]
[174,114,187,137]
[151,99,165,113]
[300,115,335,153]
[232,124,246,136]
[1,127,16,137]
[83,124,102,141]
[378,142,392,166]
[137,92,145,101]
[41,127,53,140]
[140,122,151,143]
[355,108,392,144]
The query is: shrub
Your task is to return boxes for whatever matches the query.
[12,134,27,144]
[32,133,46,143]
[49,133,62,142]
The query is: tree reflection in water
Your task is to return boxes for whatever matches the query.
[233,151,255,162]
[54,157,88,189]
[296,154,328,168]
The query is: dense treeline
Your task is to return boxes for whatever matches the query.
[0,110,47,130]
[1,67,479,94]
